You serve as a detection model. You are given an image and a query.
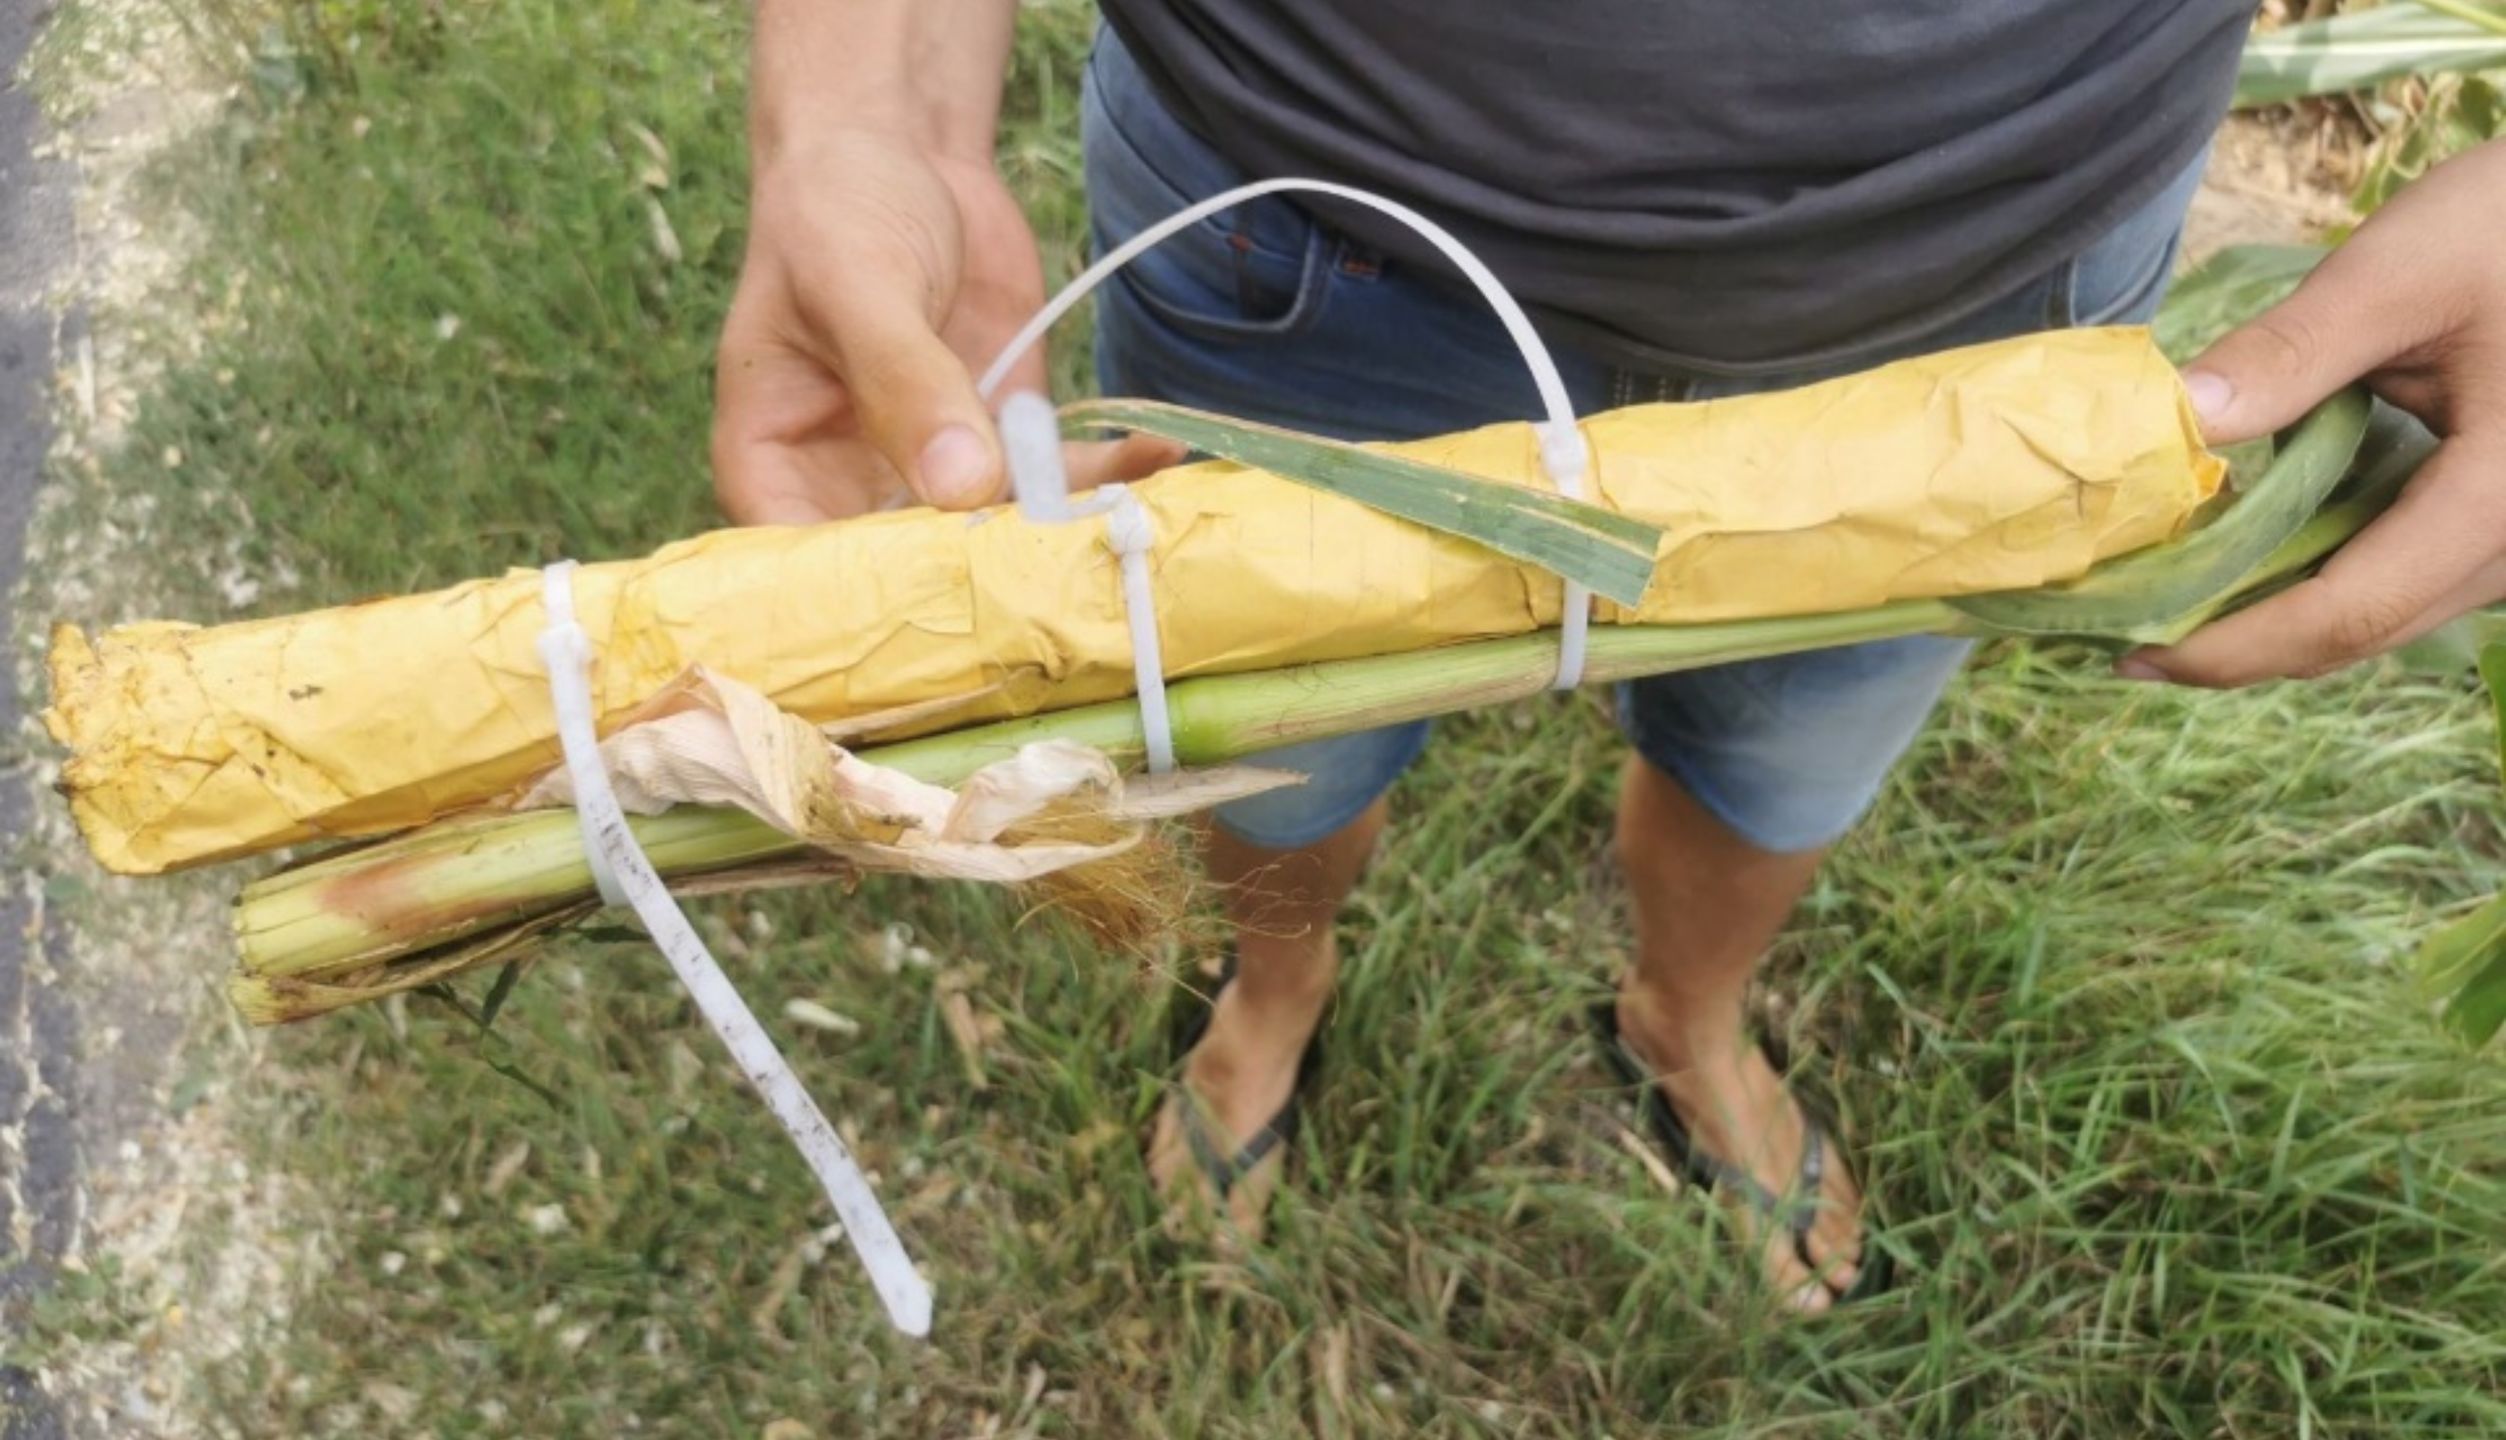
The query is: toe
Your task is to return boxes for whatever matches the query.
[1805,1146,1867,1294]
[1147,1096,1222,1238]
[1146,1097,1191,1195]
[1221,1153,1281,1234]
[1763,1228,1831,1315]
[1806,1206,1863,1295]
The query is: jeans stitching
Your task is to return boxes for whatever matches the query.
[2045,256,2078,329]
[2073,228,2185,327]
[1100,199,1337,342]
[1083,45,1312,269]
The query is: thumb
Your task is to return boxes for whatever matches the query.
[827,285,1005,510]
[2181,245,2415,447]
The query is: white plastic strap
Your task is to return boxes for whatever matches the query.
[539,567,628,908]
[978,177,1594,699]
[998,394,1177,772]
[537,561,934,1339]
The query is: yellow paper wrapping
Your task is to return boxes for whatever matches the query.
[46,328,2221,874]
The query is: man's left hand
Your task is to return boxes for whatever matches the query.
[2120,138,2506,687]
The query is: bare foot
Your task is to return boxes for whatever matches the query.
[1614,985,1866,1313]
[1147,954,1332,1237]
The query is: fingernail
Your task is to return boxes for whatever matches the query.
[917,425,995,507]
[2114,653,2167,683]
[2184,369,2233,423]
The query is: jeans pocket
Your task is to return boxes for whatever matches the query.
[1082,29,1335,340]
[1107,214,1336,342]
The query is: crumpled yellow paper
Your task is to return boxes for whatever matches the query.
[46,327,2222,874]
[514,666,1294,883]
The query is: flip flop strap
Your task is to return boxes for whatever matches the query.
[1180,1092,1297,1200]
[1593,1002,1869,1298]
[1793,1118,1823,1231]
[1607,1023,1824,1236]
[1787,1117,1827,1277]
[1696,1105,1829,1273]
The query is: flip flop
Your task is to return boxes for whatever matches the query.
[1165,954,1324,1209]
[1590,999,1891,1305]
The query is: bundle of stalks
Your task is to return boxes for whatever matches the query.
[42,245,2466,1024]
[227,389,2435,1022]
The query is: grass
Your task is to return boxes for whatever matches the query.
[40,0,2506,1434]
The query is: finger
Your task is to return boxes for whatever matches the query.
[1060,433,1190,491]
[714,445,838,525]
[2412,550,2506,646]
[713,350,838,525]
[712,339,898,524]
[2125,435,2506,686]
[2182,239,2447,447]
[711,433,905,526]
[945,296,1050,404]
[822,282,1005,510]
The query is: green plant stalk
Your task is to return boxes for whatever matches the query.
[234,601,1961,987]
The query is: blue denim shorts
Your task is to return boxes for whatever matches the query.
[1082,28,2202,854]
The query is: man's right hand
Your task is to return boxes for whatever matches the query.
[713,132,1183,525]
[713,129,1028,522]
[716,0,1180,526]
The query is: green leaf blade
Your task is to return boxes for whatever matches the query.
[1063,398,1663,607]
[1948,387,2375,639]
[2478,638,2506,785]
[2237,3,2506,109]
[2415,891,2506,1048]
[2150,245,2325,365]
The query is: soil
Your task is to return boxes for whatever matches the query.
[1,0,79,1433]
[5,4,320,1436]
[2182,111,2364,262]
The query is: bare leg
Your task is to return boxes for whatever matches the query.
[1613,756,1867,1311]
[1147,797,1385,1227]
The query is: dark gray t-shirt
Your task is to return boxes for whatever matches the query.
[1098,1,2252,373]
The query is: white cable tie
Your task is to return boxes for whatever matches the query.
[537,562,628,907]
[998,393,1177,771]
[536,562,934,1340]
[979,177,1597,694]
[1101,488,1175,773]
[1540,426,1595,692]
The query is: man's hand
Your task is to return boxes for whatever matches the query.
[713,1,1178,526]
[714,133,1031,522]
[2121,139,2506,687]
